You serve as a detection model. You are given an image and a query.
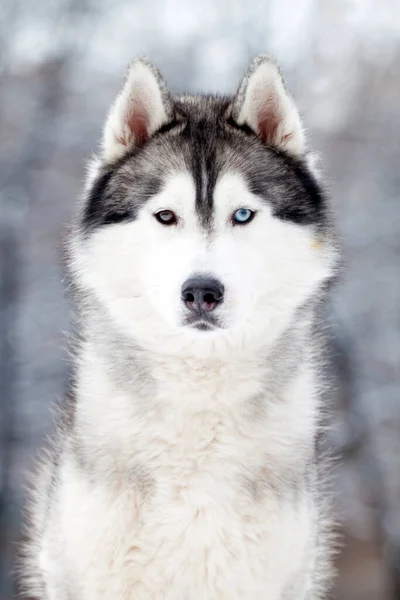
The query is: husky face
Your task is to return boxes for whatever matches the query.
[71,56,337,356]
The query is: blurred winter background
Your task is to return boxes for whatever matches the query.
[1,0,400,598]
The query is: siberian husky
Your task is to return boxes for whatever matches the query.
[20,55,339,599]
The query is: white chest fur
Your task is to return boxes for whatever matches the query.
[42,350,319,599]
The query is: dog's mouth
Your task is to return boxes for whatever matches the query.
[191,321,216,332]
[183,313,222,332]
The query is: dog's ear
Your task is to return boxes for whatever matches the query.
[102,57,174,162]
[232,55,305,158]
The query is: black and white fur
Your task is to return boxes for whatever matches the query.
[20,55,339,599]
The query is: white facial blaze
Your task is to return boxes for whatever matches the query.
[75,170,334,357]
[102,58,172,163]
[233,55,305,158]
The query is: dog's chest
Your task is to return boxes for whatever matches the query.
[61,439,311,600]
[63,360,315,598]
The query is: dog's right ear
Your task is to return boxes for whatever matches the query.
[102,57,174,163]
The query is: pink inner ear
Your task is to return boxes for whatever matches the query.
[125,100,149,146]
[132,115,149,145]
[257,100,279,145]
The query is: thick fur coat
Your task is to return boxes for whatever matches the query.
[20,55,339,599]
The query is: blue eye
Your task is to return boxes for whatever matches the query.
[233,208,255,225]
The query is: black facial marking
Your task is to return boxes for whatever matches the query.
[154,117,182,136]
[82,163,162,231]
[243,150,326,227]
[225,115,256,137]
[83,169,117,230]
[180,113,220,230]
[81,95,329,235]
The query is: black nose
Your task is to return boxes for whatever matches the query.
[181,276,224,313]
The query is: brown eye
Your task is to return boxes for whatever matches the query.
[155,210,177,225]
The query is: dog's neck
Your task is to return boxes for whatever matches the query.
[71,301,321,485]
[75,298,315,398]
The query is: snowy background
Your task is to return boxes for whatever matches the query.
[1,1,400,598]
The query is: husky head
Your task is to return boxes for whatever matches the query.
[71,56,338,357]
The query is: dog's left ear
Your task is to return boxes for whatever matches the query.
[232,55,305,158]
[102,57,174,162]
